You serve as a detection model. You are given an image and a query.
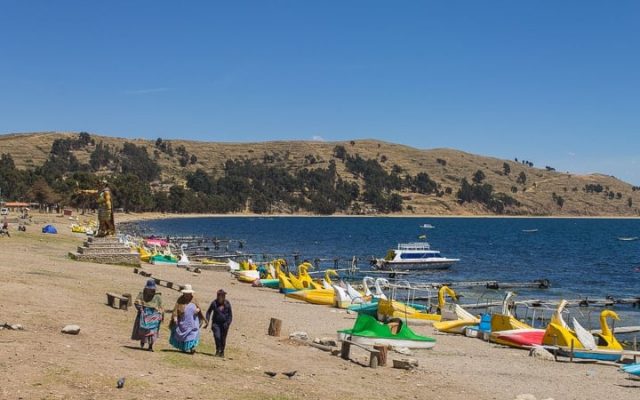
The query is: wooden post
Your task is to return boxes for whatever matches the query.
[369,353,379,369]
[569,339,574,363]
[340,341,351,360]
[373,345,388,367]
[267,318,282,337]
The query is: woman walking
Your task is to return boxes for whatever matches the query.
[169,284,204,354]
[204,289,232,358]
[131,279,164,351]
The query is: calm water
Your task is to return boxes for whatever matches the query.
[139,217,640,327]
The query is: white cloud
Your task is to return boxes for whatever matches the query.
[124,87,169,95]
[312,135,325,142]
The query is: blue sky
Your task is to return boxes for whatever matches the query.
[1,1,638,183]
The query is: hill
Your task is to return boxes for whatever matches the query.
[0,131,638,216]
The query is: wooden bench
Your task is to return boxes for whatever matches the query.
[106,292,130,311]
[340,339,387,368]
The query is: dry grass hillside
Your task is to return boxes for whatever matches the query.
[1,131,639,216]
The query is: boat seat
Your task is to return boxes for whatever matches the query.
[387,318,404,335]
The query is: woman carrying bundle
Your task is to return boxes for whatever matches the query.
[131,279,164,351]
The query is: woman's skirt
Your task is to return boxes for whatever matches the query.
[131,307,162,344]
[169,329,199,352]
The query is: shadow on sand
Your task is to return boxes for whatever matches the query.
[159,348,217,357]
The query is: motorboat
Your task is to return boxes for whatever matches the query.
[374,242,459,271]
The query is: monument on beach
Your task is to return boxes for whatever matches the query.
[79,181,116,237]
[70,181,140,266]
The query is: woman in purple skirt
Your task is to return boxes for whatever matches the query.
[169,284,204,354]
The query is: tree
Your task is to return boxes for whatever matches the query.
[628,197,633,208]
[78,132,93,146]
[333,145,347,161]
[472,169,486,184]
[457,178,474,203]
[412,172,437,194]
[552,192,565,208]
[502,162,511,175]
[387,194,403,212]
[90,141,115,171]
[111,174,154,212]
[517,171,527,185]
[186,169,215,194]
[120,142,161,182]
[28,178,58,207]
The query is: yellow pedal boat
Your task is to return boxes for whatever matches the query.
[377,286,459,325]
[432,287,480,334]
[285,270,342,306]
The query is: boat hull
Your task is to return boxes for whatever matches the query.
[433,319,478,334]
[348,301,379,316]
[622,363,640,376]
[556,347,623,362]
[490,329,546,348]
[235,270,260,283]
[377,299,440,325]
[376,260,457,271]
[337,332,436,349]
[286,289,335,306]
[254,279,279,289]
[150,257,178,266]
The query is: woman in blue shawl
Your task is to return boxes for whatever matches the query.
[131,279,164,351]
[169,284,204,354]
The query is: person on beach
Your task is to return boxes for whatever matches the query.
[169,284,204,354]
[131,279,164,351]
[204,289,233,357]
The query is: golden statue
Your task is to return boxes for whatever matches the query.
[79,181,116,237]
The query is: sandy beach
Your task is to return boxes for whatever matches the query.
[0,215,638,400]
[115,211,640,225]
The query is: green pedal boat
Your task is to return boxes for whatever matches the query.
[337,314,436,349]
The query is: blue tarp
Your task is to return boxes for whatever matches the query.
[42,225,58,234]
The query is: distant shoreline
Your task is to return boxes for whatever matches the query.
[117,211,640,225]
